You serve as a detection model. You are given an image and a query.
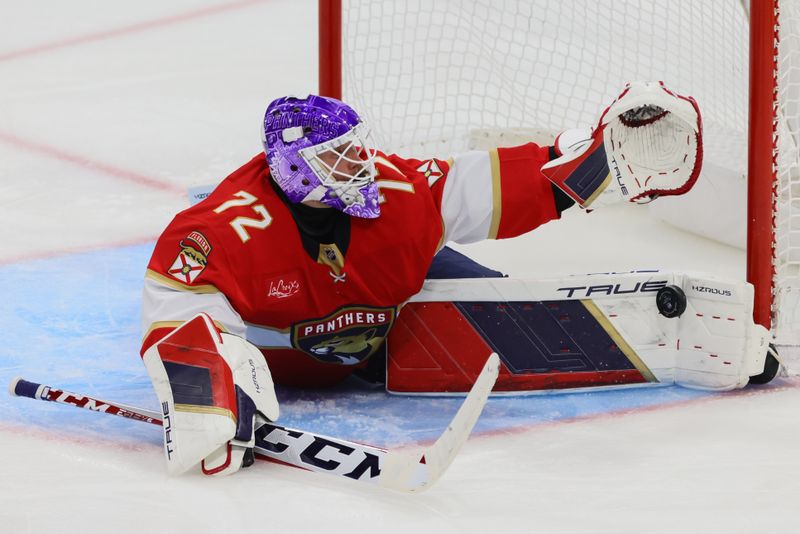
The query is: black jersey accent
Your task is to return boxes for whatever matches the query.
[270,178,352,260]
[548,145,576,214]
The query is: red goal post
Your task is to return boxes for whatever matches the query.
[749,2,779,335]
[319,0,800,345]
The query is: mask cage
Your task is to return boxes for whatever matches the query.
[299,122,378,204]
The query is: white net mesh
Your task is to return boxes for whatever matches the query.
[775,1,800,344]
[342,0,748,168]
[340,0,800,345]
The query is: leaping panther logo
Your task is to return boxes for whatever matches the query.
[309,328,383,365]
[293,306,396,365]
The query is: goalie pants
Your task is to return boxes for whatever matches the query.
[426,246,505,280]
[354,247,504,385]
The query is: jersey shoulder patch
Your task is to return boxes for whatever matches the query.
[415,159,447,187]
[164,230,213,285]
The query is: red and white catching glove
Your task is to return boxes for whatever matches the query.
[142,313,279,476]
[541,81,702,209]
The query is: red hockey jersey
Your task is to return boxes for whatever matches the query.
[142,145,557,387]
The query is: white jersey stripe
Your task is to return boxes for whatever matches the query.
[143,277,293,350]
[141,277,247,340]
[440,151,495,244]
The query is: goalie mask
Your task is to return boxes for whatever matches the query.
[262,95,380,219]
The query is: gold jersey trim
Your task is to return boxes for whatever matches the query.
[581,299,659,383]
[174,404,236,423]
[146,269,220,294]
[142,319,230,343]
[376,179,416,204]
[375,155,402,174]
[436,217,446,251]
[376,179,416,193]
[488,148,502,239]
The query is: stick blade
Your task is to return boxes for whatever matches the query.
[379,352,500,492]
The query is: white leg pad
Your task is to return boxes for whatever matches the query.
[407,271,773,392]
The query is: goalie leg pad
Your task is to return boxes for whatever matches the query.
[388,272,773,394]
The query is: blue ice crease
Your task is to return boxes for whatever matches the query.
[0,244,716,449]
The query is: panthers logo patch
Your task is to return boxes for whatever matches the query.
[293,306,395,365]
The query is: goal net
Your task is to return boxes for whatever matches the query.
[774,1,800,346]
[322,0,800,346]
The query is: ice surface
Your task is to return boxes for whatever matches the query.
[1,2,798,533]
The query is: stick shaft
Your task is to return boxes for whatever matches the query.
[9,377,162,425]
[8,356,497,492]
[8,376,391,482]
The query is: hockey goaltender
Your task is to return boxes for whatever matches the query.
[138,81,778,477]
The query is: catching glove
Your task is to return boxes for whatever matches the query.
[541,81,702,209]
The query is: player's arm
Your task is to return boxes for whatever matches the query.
[411,81,701,246]
[141,214,248,349]
[141,272,247,350]
[141,217,278,477]
[405,143,564,246]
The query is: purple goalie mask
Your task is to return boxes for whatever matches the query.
[262,95,380,218]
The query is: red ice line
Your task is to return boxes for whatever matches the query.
[0,0,268,62]
[0,2,270,262]
[468,376,800,444]
[0,420,160,455]
[0,234,161,266]
[4,379,800,456]
[0,130,176,264]
[0,3,272,262]
[0,131,177,265]
[0,131,184,194]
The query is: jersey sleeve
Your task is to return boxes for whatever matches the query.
[391,143,558,244]
[140,214,246,355]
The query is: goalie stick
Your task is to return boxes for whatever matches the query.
[8,352,499,492]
